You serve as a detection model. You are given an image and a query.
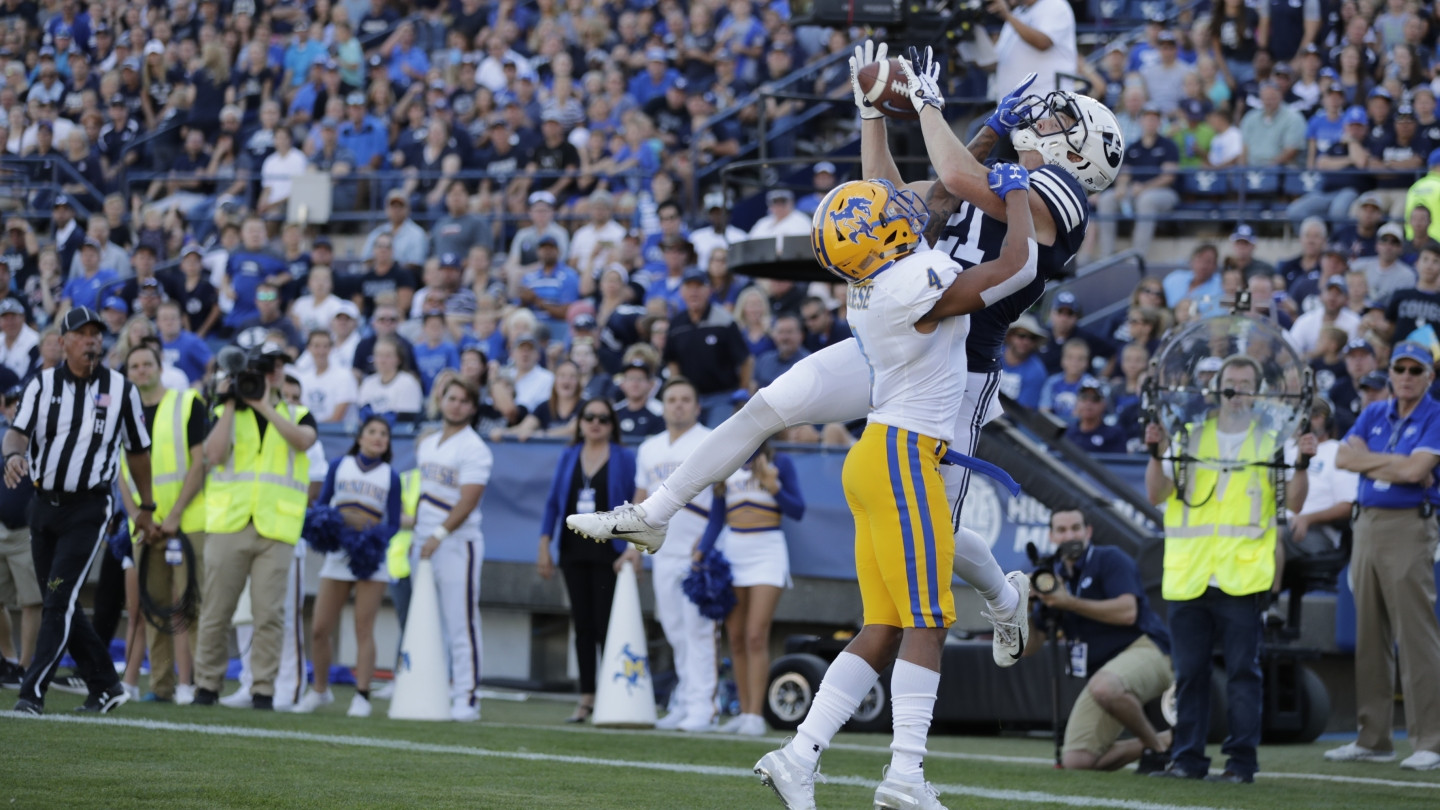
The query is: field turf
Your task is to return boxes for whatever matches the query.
[3,685,1437,809]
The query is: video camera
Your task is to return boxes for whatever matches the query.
[1025,540,1084,596]
[215,344,282,406]
[797,0,990,41]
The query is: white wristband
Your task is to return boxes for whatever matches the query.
[431,526,449,542]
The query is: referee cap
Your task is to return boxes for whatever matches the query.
[61,306,104,334]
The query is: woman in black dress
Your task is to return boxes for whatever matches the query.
[537,398,640,723]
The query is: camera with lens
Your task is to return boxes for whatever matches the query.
[1025,540,1085,595]
[215,345,279,407]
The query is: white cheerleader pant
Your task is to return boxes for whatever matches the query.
[651,553,718,723]
[237,544,307,706]
[409,532,484,705]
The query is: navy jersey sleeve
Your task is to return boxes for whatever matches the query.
[1028,166,1089,257]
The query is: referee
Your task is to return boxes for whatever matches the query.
[5,307,156,715]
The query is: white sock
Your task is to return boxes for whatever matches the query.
[788,652,879,768]
[953,525,1015,615]
[888,659,941,780]
[640,395,786,525]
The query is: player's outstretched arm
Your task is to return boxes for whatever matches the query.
[917,164,1037,325]
[852,40,904,186]
[899,55,1010,223]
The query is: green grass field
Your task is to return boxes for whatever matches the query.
[4,684,1438,809]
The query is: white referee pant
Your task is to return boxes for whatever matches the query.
[410,525,484,706]
[236,546,307,707]
[651,553,717,723]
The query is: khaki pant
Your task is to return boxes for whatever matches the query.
[0,523,40,607]
[1352,507,1440,755]
[193,524,293,697]
[140,532,206,700]
[1063,635,1174,756]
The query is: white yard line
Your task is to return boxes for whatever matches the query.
[9,713,1232,810]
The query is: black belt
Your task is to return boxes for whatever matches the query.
[35,487,109,505]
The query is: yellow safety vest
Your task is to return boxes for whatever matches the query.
[387,468,421,579]
[121,388,208,539]
[206,401,311,543]
[1161,418,1279,601]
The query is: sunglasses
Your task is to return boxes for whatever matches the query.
[1391,364,1428,376]
[256,291,277,301]
[581,413,612,423]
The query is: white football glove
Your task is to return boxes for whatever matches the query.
[897,52,943,115]
[849,39,887,121]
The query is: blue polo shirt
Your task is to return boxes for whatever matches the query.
[1037,544,1172,675]
[1345,394,1440,508]
[520,263,581,314]
[163,330,212,383]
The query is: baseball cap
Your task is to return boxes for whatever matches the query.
[703,191,726,210]
[108,93,126,106]
[624,358,653,375]
[1077,375,1105,393]
[646,46,667,62]
[1325,82,1346,95]
[1324,276,1348,291]
[682,266,709,284]
[1273,63,1293,77]
[540,109,564,123]
[1230,223,1256,243]
[1141,102,1162,116]
[1358,370,1390,390]
[0,299,24,316]
[439,251,462,267]
[513,331,539,347]
[1341,106,1369,126]
[334,300,360,320]
[367,53,384,69]
[766,188,794,204]
[1369,86,1393,101]
[528,190,557,207]
[82,237,103,250]
[181,244,203,258]
[1345,338,1374,355]
[52,194,71,209]
[312,236,332,249]
[385,188,408,204]
[1196,356,1224,374]
[144,39,164,57]
[319,117,339,130]
[1397,104,1417,120]
[61,306,104,334]
[1157,30,1178,43]
[139,279,161,294]
[537,234,559,248]
[1379,222,1405,241]
[346,91,366,106]
[102,296,128,314]
[121,57,141,72]
[1051,291,1082,314]
[1008,313,1047,339]
[1391,341,1432,368]
[572,313,598,331]
[814,161,837,175]
[1356,191,1384,209]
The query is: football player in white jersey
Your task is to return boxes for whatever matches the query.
[413,378,492,722]
[755,171,1036,810]
[634,377,718,732]
[569,45,1124,670]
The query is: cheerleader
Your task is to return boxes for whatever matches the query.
[695,442,805,736]
[293,416,402,717]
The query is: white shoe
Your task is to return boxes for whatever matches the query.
[175,684,195,706]
[679,714,717,733]
[121,682,141,702]
[655,709,688,730]
[983,571,1031,668]
[1324,742,1396,763]
[737,713,768,736]
[1400,750,1440,770]
[372,680,395,700]
[291,688,334,714]
[874,768,948,810]
[220,689,252,708]
[451,696,480,722]
[566,502,668,554]
[718,715,747,733]
[754,745,821,810]
[347,693,372,718]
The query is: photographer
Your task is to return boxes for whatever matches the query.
[1028,508,1173,773]
[190,343,318,709]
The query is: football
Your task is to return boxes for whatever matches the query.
[857,57,919,121]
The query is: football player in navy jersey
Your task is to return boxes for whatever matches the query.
[569,40,1122,667]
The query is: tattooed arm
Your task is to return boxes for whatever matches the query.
[921,127,1002,245]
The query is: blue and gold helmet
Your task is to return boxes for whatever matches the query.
[810,179,929,284]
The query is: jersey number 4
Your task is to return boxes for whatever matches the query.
[932,201,985,268]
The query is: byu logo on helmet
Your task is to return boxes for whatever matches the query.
[829,197,878,244]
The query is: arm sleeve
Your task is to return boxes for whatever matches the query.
[383,468,402,536]
[121,380,152,452]
[540,448,570,537]
[186,396,209,447]
[318,457,341,505]
[696,488,726,556]
[772,454,805,520]
[460,438,493,486]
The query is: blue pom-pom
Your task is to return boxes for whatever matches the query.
[682,550,736,621]
[303,504,346,554]
[341,522,393,579]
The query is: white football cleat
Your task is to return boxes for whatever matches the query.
[1400,750,1440,770]
[347,693,372,718]
[983,571,1031,668]
[292,688,334,714]
[174,684,196,706]
[1324,742,1397,763]
[566,503,667,554]
[874,768,948,810]
[654,708,688,731]
[755,745,821,810]
[737,713,768,736]
[451,696,480,722]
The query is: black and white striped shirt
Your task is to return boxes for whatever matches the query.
[11,364,151,492]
